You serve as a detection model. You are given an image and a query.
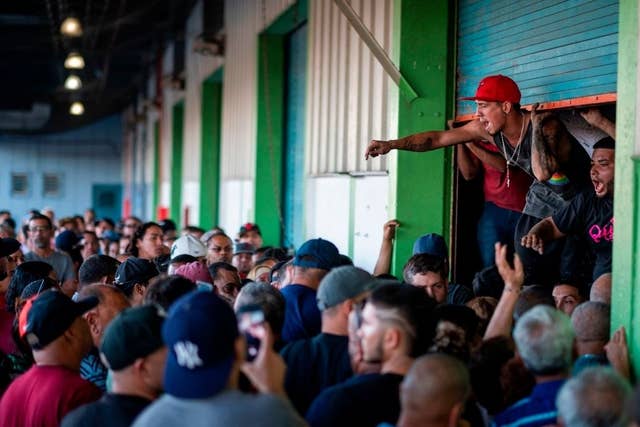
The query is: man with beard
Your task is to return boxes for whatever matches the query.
[521,137,615,282]
[306,284,436,427]
[24,214,76,295]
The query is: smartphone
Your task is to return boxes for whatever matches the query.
[237,305,265,361]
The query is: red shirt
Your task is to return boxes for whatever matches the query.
[0,365,102,427]
[474,140,532,212]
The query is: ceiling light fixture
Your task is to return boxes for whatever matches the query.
[60,17,83,37]
[64,52,85,69]
[70,101,85,116]
[64,75,82,90]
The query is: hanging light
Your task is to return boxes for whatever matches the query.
[64,75,82,90]
[64,52,85,69]
[60,17,83,37]
[70,101,85,115]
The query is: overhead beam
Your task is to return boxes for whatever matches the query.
[333,0,419,103]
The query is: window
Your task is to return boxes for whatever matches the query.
[42,173,62,197]
[11,173,28,196]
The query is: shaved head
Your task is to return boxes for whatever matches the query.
[590,273,612,305]
[398,353,470,427]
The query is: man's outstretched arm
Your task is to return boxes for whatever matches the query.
[364,119,488,159]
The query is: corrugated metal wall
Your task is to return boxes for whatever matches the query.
[456,0,618,115]
[220,0,296,181]
[306,0,397,176]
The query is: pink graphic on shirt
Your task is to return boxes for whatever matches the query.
[589,217,614,243]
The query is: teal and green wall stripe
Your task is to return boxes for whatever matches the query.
[152,120,160,220]
[255,0,308,247]
[171,101,184,226]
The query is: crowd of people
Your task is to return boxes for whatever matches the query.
[0,75,636,427]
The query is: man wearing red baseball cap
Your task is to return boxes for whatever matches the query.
[365,75,592,286]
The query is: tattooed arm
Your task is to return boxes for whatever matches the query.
[365,119,489,159]
[530,103,571,182]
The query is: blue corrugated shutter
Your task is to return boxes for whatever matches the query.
[456,0,618,115]
[283,23,307,249]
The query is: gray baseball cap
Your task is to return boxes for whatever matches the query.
[317,266,378,310]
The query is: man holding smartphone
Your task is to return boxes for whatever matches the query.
[133,291,305,427]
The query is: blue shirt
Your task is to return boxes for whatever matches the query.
[280,285,321,343]
[492,379,565,427]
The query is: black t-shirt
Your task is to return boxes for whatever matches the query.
[553,190,613,279]
[281,333,353,415]
[306,373,403,427]
[61,393,152,427]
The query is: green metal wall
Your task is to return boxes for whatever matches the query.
[200,69,224,229]
[152,120,160,220]
[171,101,184,226]
[612,0,638,376]
[390,0,455,275]
[255,1,308,247]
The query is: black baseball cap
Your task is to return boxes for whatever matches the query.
[0,238,20,257]
[19,290,98,349]
[100,305,166,370]
[114,257,159,292]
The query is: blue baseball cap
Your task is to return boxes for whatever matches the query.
[162,291,239,399]
[293,238,340,271]
[412,233,448,260]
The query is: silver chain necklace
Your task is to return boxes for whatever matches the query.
[499,113,526,188]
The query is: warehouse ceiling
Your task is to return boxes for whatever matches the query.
[0,0,200,134]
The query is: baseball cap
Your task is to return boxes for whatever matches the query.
[0,238,20,257]
[293,238,340,271]
[317,266,378,310]
[412,233,448,260]
[234,242,255,255]
[460,75,521,104]
[171,235,207,260]
[163,291,239,398]
[55,230,79,253]
[100,305,166,370]
[238,223,261,237]
[114,257,159,291]
[175,261,213,284]
[19,290,98,349]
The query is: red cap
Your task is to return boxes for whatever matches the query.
[460,75,521,104]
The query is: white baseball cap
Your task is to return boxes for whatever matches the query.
[171,235,207,260]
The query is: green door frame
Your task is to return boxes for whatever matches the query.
[255,0,308,247]
[171,101,185,226]
[152,120,161,220]
[200,68,224,229]
[390,0,455,275]
[612,0,639,374]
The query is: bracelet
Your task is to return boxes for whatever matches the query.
[503,286,521,294]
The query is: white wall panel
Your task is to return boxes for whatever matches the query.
[306,0,397,175]
[305,176,351,254]
[219,179,254,238]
